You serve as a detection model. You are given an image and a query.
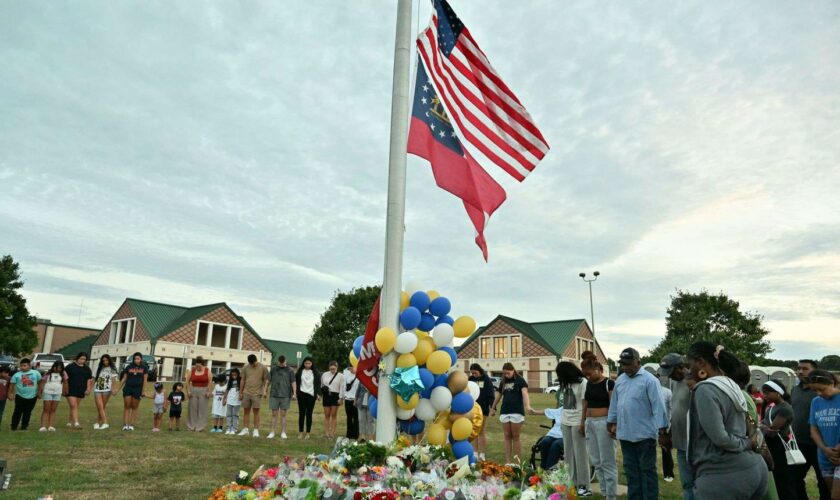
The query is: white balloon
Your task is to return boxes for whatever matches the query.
[430,386,453,412]
[394,332,419,354]
[432,323,455,347]
[467,381,480,401]
[415,398,437,422]
[396,407,415,420]
[404,280,424,296]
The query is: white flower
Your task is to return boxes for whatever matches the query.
[387,456,405,469]
[520,490,538,500]
[238,470,249,480]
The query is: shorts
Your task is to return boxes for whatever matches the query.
[67,390,86,399]
[212,412,225,418]
[323,392,340,407]
[42,393,61,402]
[94,390,112,396]
[820,463,840,479]
[123,386,143,400]
[153,403,165,414]
[479,402,491,416]
[241,394,261,409]
[169,408,182,418]
[499,413,525,424]
[270,396,291,411]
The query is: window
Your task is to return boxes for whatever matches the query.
[196,322,209,346]
[211,324,227,348]
[480,338,490,358]
[195,321,244,349]
[109,318,136,344]
[511,336,522,358]
[493,337,507,358]
[229,327,242,350]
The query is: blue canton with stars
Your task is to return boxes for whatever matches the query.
[411,62,463,155]
[433,0,464,58]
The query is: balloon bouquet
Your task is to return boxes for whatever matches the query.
[347,284,481,464]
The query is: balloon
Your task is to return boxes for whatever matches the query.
[439,346,458,367]
[447,371,468,394]
[400,291,410,311]
[395,332,419,354]
[415,398,437,421]
[453,316,477,338]
[412,338,434,365]
[469,402,484,441]
[370,397,378,419]
[418,368,435,398]
[410,291,431,312]
[396,353,417,369]
[451,440,474,462]
[375,327,397,354]
[403,418,425,435]
[467,381,480,401]
[400,307,422,331]
[430,386,453,412]
[397,392,419,410]
[451,392,474,415]
[449,406,474,422]
[404,280,423,296]
[348,351,359,368]
[415,330,429,339]
[436,315,454,326]
[426,350,451,375]
[432,374,449,390]
[433,408,453,429]
[429,297,452,317]
[352,335,365,359]
[432,323,455,347]
[396,407,415,420]
[417,313,436,332]
[427,290,440,301]
[451,417,472,441]
[427,423,448,446]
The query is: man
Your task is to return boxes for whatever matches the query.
[267,355,296,439]
[659,353,693,500]
[607,347,669,500]
[791,359,830,500]
[238,354,269,438]
[339,365,359,439]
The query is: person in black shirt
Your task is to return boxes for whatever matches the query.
[167,382,186,431]
[469,363,496,461]
[117,352,148,431]
[491,362,532,464]
[64,352,93,429]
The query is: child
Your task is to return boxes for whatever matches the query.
[0,366,11,428]
[9,358,41,431]
[211,374,227,433]
[223,368,241,435]
[151,382,166,432]
[167,382,185,431]
[38,361,67,432]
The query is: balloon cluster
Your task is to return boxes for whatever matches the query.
[352,282,480,464]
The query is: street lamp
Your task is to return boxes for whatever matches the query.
[579,271,600,334]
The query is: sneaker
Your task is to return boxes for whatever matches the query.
[267,432,275,439]
[664,476,675,483]
[39,427,47,432]
[48,427,56,432]
[252,429,260,438]
[66,422,73,427]
[304,434,310,440]
[238,428,250,436]
[100,423,109,430]
[73,422,81,429]
[94,423,101,430]
[280,432,287,439]
[152,428,160,432]
[128,425,135,431]
[122,426,129,431]
[577,488,593,498]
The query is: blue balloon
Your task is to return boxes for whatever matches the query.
[353,335,364,359]
[399,306,422,330]
[432,374,448,389]
[451,440,474,461]
[406,419,425,435]
[435,315,454,326]
[440,346,457,366]
[418,313,436,332]
[369,396,378,419]
[418,368,435,398]
[409,291,431,312]
[451,392,474,414]
[429,297,452,317]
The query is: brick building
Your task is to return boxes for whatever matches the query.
[455,315,608,391]
[30,319,101,357]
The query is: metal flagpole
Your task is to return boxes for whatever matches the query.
[376,0,413,443]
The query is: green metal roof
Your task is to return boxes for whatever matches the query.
[56,334,99,358]
[261,339,310,364]
[125,299,190,340]
[456,315,586,356]
[163,302,226,334]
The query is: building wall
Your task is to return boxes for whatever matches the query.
[458,319,554,359]
[158,305,266,352]
[93,301,151,346]
[30,320,100,356]
[561,324,608,364]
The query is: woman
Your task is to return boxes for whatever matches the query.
[64,352,93,428]
[491,362,531,464]
[93,354,119,429]
[321,360,343,439]
[118,352,148,431]
[761,380,796,500]
[686,342,767,500]
[807,369,840,499]
[555,360,591,496]
[185,356,211,432]
[295,357,319,439]
[748,384,765,419]
[581,351,617,500]
[469,363,495,461]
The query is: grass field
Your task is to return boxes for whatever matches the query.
[0,390,823,499]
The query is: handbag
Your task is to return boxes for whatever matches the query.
[781,433,807,466]
[321,372,338,398]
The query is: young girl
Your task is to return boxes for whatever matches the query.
[555,360,591,496]
[295,357,319,439]
[151,382,166,432]
[38,361,67,432]
[491,362,531,464]
[93,354,119,430]
[321,361,343,439]
[761,380,796,500]
[118,352,148,431]
[469,363,496,461]
[808,369,840,499]
[212,374,227,433]
[581,351,617,500]
[223,369,241,435]
[167,382,185,431]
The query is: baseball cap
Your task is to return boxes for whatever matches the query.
[618,347,640,365]
[659,353,685,377]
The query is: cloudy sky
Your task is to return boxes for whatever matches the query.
[2,1,838,360]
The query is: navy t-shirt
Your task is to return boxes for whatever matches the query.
[498,376,528,415]
[122,363,148,388]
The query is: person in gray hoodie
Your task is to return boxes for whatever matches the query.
[686,342,768,500]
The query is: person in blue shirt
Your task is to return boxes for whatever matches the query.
[8,358,42,431]
[808,369,840,499]
[607,347,669,500]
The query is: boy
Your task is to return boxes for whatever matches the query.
[8,358,41,430]
[0,366,11,428]
[167,382,185,431]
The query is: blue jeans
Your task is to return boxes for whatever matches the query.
[620,438,659,500]
[539,436,564,470]
[677,449,695,500]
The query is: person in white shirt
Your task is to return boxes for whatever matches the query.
[531,406,565,469]
[320,361,344,440]
[294,357,319,439]
[340,365,359,439]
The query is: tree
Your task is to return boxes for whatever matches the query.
[0,255,37,356]
[307,285,381,370]
[759,358,798,369]
[647,290,772,364]
[819,355,840,371]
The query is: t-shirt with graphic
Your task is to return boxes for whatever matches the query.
[11,369,42,399]
[498,376,528,415]
[212,383,226,416]
[94,366,118,392]
[121,363,148,388]
[65,363,93,395]
[226,378,241,406]
[168,390,185,409]
[43,372,67,396]
[810,394,840,470]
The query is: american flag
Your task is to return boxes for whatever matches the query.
[416,0,549,183]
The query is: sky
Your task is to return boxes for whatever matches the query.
[1,1,839,361]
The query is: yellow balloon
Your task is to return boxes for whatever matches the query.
[375,327,397,354]
[396,353,417,369]
[433,409,452,429]
[415,330,429,339]
[427,290,440,301]
[412,338,434,365]
[426,350,451,375]
[348,351,358,368]
[453,316,477,338]
[400,291,410,311]
[427,423,448,446]
[396,392,419,409]
[451,417,472,441]
[469,402,484,441]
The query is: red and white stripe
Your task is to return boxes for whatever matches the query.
[416,14,549,182]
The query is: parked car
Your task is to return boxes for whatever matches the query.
[0,355,17,374]
[544,384,560,394]
[142,355,159,383]
[489,376,501,389]
[32,353,66,374]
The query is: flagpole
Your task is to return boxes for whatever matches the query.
[376,0,413,443]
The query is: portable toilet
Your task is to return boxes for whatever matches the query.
[767,367,797,389]
[642,362,668,386]
[749,366,771,388]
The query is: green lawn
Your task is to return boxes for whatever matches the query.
[0,391,823,499]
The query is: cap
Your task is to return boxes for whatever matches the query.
[658,353,685,377]
[618,347,640,365]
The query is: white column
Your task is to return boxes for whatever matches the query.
[225,326,231,350]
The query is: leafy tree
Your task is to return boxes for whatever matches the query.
[307,285,381,370]
[0,255,37,356]
[647,290,772,364]
[759,358,798,369]
[819,355,840,371]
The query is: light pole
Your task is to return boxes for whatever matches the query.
[579,271,600,334]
